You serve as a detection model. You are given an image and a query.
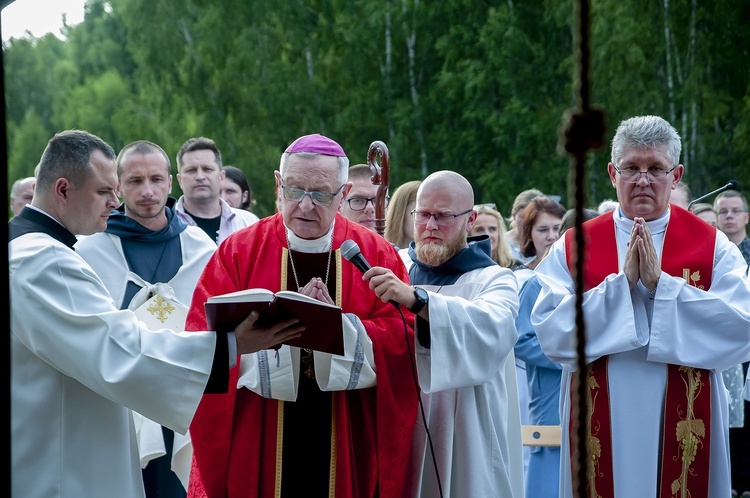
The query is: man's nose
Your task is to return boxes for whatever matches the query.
[298,194,316,211]
[425,215,440,230]
[142,181,156,197]
[635,172,650,185]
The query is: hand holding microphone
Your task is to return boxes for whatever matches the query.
[341,240,423,312]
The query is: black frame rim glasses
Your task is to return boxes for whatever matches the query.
[613,165,677,184]
[280,183,346,207]
[411,208,473,226]
[345,196,390,211]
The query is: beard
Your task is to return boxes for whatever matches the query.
[415,228,466,266]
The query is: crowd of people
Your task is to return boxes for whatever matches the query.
[9,114,750,498]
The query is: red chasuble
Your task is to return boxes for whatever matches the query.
[186,213,418,498]
[564,205,715,498]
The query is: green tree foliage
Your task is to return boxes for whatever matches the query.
[5,0,749,217]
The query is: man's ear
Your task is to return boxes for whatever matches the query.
[54,178,72,204]
[465,210,478,231]
[671,164,685,185]
[607,163,618,187]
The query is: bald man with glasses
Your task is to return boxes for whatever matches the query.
[364,170,525,498]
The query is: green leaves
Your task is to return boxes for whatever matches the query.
[5,0,750,216]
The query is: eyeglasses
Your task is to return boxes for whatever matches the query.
[717,209,747,217]
[345,196,390,211]
[280,183,345,207]
[613,165,677,183]
[411,208,473,226]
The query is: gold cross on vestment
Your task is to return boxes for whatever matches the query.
[146,296,176,323]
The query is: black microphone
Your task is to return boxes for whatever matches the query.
[687,180,739,211]
[341,239,372,274]
[341,239,400,309]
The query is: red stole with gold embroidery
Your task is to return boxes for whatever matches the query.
[564,206,716,498]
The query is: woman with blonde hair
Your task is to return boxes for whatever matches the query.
[468,204,520,269]
[384,180,421,249]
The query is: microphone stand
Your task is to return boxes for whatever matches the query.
[687,180,739,211]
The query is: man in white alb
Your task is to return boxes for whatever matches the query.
[531,115,750,498]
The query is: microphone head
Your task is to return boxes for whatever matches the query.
[728,180,739,190]
[340,240,361,262]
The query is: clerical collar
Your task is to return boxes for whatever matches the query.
[26,204,67,228]
[285,222,334,253]
[613,206,669,237]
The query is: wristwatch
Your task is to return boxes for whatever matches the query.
[408,287,429,314]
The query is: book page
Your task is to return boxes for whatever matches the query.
[275,290,341,309]
[206,288,275,303]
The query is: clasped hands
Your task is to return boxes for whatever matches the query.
[233,278,331,355]
[624,217,661,293]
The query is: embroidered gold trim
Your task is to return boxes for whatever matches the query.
[275,401,285,498]
[281,248,289,291]
[669,367,707,496]
[329,394,337,497]
[585,367,603,498]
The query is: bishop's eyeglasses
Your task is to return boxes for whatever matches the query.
[281,183,345,206]
[411,208,473,226]
[613,165,677,184]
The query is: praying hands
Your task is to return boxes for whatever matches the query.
[624,217,661,292]
[298,277,335,305]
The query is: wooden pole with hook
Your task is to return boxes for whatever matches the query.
[367,141,391,236]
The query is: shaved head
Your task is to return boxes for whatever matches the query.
[418,171,474,210]
[414,170,476,266]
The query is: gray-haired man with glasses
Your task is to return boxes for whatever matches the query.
[530,115,750,498]
[363,170,525,497]
[183,133,418,498]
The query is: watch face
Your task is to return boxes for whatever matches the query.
[410,287,428,313]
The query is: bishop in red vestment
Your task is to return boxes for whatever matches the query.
[186,134,418,498]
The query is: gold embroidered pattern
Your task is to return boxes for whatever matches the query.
[586,368,604,498]
[146,296,175,323]
[669,367,706,497]
[682,269,704,289]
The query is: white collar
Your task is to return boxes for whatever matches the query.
[285,222,334,253]
[613,206,670,237]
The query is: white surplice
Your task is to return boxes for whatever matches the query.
[76,226,216,489]
[403,263,525,498]
[11,231,218,498]
[531,208,750,498]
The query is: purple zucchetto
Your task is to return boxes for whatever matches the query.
[284,133,346,157]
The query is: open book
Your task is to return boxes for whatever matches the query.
[204,289,344,355]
